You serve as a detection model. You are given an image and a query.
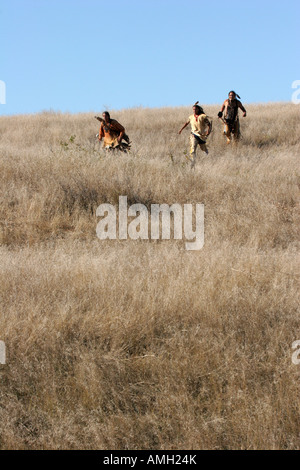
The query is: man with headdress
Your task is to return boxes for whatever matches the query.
[95,112,130,151]
[218,91,246,143]
[178,102,212,169]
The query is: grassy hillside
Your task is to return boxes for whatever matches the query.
[0,103,299,449]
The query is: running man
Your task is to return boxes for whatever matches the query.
[178,103,212,169]
[95,112,130,151]
[218,91,246,143]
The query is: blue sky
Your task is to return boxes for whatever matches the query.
[1,0,299,115]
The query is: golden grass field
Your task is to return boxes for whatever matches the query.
[0,103,299,449]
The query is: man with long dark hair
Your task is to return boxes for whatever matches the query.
[218,91,247,143]
[95,112,130,151]
[178,102,212,169]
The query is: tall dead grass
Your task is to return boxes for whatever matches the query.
[0,103,299,449]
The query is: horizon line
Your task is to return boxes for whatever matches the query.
[0,100,295,118]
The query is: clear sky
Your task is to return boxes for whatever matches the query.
[1,0,299,115]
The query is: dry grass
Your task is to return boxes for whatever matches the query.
[0,103,299,449]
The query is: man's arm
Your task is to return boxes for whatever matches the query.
[205,118,212,136]
[218,101,226,118]
[237,100,247,117]
[178,121,189,134]
[98,123,104,141]
[200,115,212,136]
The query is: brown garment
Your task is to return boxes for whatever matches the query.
[223,99,245,122]
[224,120,240,142]
[99,119,125,147]
[221,98,246,142]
